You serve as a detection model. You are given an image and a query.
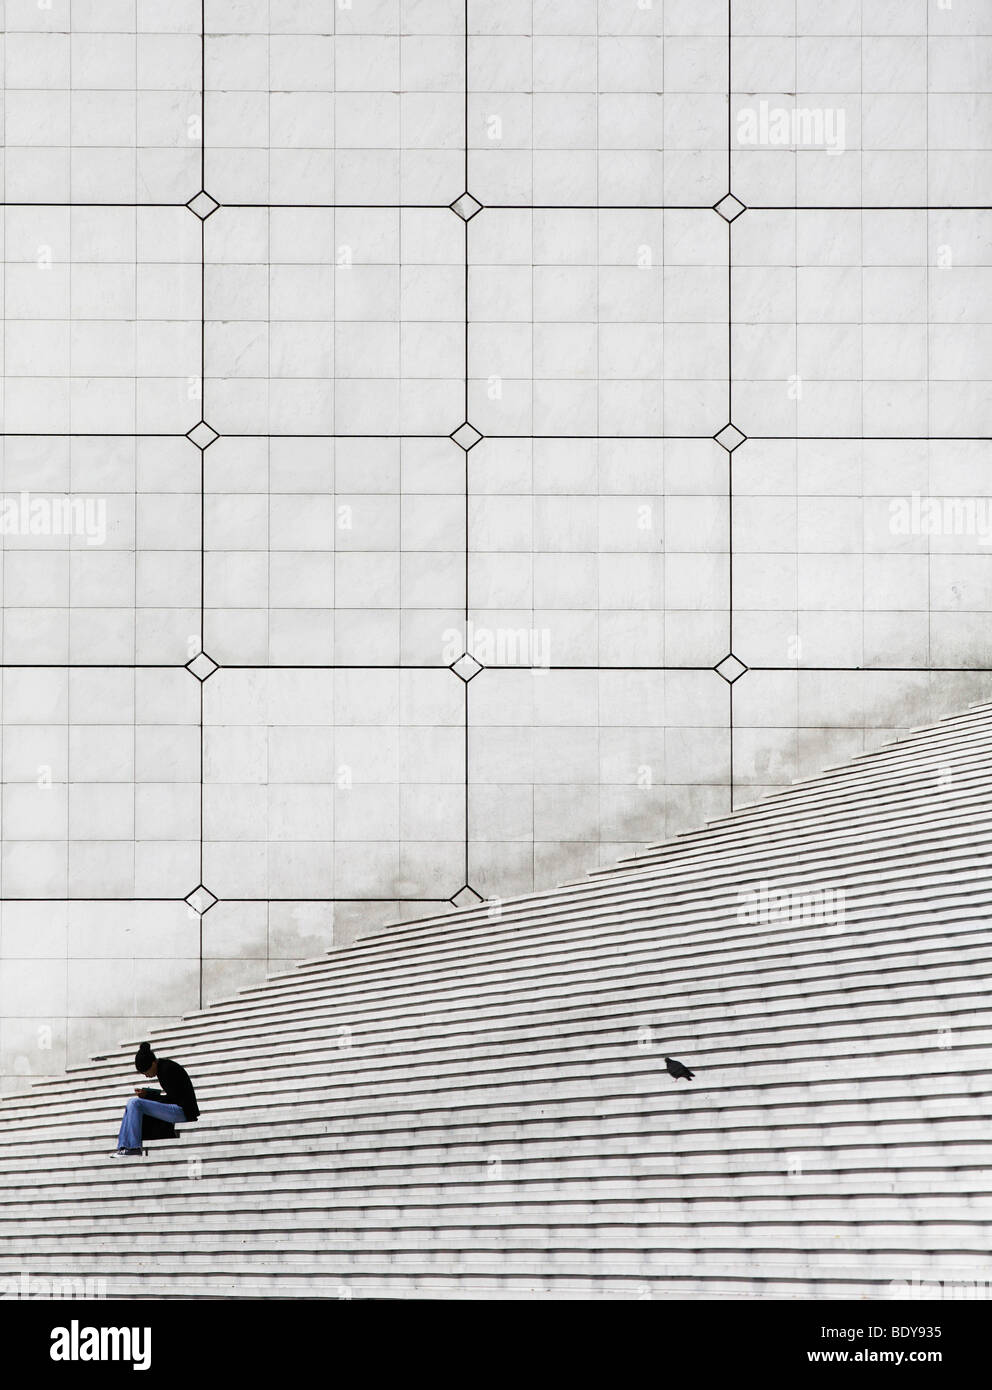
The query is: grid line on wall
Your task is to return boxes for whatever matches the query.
[0,3,987,1014]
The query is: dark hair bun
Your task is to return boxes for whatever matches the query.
[134,1041,155,1072]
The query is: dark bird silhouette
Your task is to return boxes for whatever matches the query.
[664,1055,695,1081]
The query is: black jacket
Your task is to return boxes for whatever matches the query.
[146,1058,199,1121]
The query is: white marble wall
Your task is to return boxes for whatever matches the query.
[1,0,990,1092]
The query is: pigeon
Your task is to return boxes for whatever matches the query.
[664,1055,695,1081]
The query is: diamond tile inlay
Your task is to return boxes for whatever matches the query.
[184,884,218,915]
[451,885,484,908]
[450,653,484,683]
[714,654,748,684]
[713,193,746,222]
[450,422,483,452]
[186,652,219,682]
[186,190,220,220]
[714,423,747,452]
[449,192,483,221]
[186,420,220,450]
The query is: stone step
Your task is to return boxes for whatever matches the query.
[3,700,992,1297]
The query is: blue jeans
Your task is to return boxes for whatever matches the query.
[117,1097,187,1152]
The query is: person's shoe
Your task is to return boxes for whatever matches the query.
[110,1148,144,1158]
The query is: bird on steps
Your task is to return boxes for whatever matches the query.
[664,1056,695,1081]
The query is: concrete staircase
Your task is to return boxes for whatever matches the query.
[1,702,991,1299]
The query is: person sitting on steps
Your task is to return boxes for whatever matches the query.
[111,1041,200,1157]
